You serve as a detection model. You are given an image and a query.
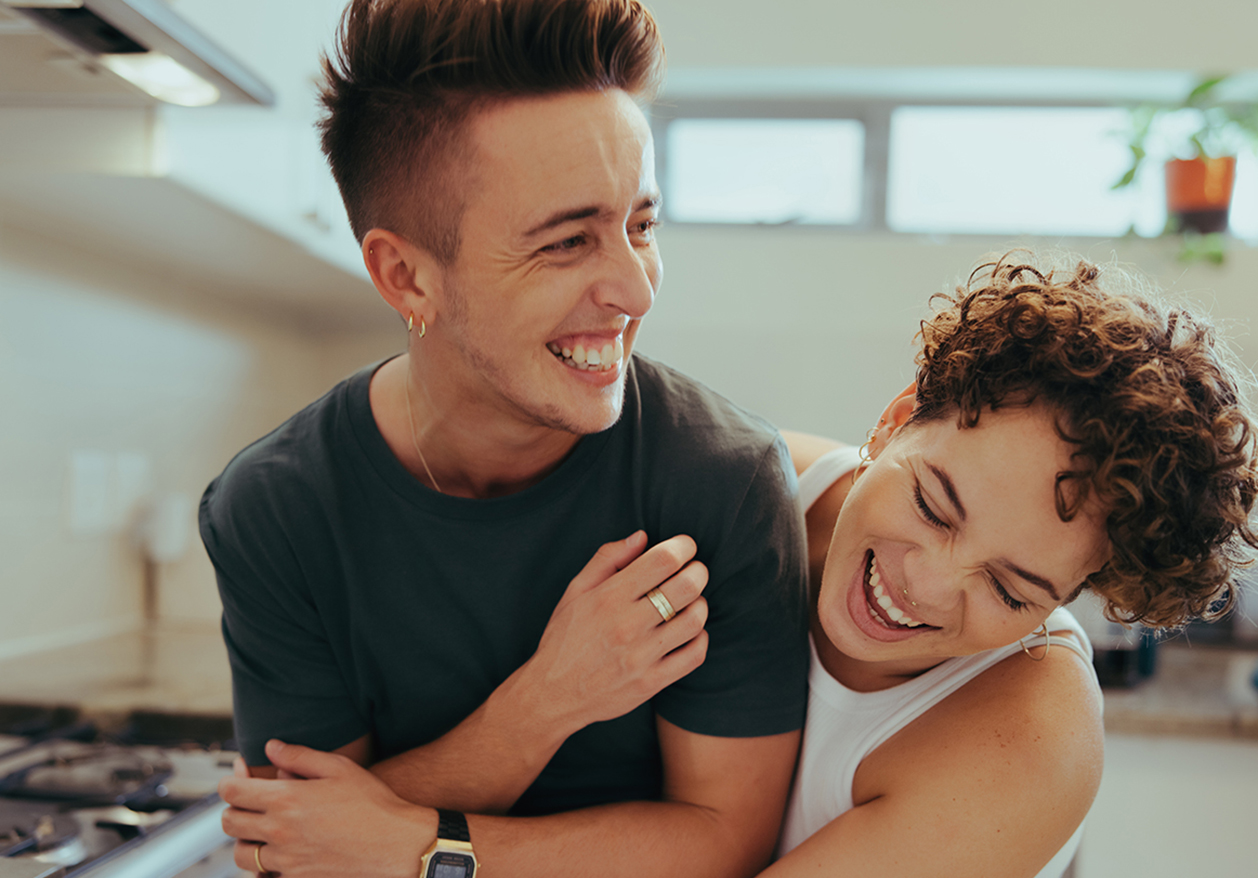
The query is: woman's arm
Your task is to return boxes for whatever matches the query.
[761,644,1103,878]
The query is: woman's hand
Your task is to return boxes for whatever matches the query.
[220,740,437,878]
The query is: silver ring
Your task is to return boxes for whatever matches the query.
[646,587,676,623]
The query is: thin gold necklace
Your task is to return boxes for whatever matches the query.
[404,368,444,494]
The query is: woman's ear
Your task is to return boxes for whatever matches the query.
[871,384,917,455]
[361,228,444,327]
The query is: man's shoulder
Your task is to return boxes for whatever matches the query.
[202,363,375,526]
[630,355,783,467]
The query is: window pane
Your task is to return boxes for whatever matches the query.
[887,107,1149,236]
[665,118,864,225]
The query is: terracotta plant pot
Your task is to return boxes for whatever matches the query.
[1165,156,1236,234]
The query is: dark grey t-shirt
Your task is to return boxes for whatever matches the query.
[199,355,809,815]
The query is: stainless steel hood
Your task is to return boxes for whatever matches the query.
[0,0,274,107]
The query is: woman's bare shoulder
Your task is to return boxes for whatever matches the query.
[767,647,1104,877]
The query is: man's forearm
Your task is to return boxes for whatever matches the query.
[371,660,578,814]
[467,798,775,878]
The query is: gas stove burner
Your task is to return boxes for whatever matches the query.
[0,798,81,858]
[0,744,173,808]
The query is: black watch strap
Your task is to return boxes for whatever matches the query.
[436,809,471,843]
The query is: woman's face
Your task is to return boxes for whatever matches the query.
[817,402,1109,673]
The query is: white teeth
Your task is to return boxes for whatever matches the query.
[865,552,927,630]
[550,337,625,373]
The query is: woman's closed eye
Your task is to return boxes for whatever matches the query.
[990,576,1029,612]
[916,481,1030,612]
[913,483,948,528]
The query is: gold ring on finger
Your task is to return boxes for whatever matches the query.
[255,843,268,875]
[647,587,676,623]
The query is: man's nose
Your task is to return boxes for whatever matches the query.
[591,234,658,319]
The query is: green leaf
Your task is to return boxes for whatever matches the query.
[1111,167,1138,190]
[1186,75,1227,108]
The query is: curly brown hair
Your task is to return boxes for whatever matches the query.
[910,251,1258,627]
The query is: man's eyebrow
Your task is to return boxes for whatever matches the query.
[522,195,659,240]
[1002,561,1062,603]
[523,206,603,239]
[926,463,967,522]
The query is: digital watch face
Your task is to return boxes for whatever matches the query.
[426,851,476,878]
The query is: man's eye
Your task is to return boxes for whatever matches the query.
[542,234,587,253]
[632,218,659,236]
[913,483,948,529]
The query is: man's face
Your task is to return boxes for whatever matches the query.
[433,88,661,436]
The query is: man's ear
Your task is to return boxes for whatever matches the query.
[870,383,917,455]
[361,228,444,327]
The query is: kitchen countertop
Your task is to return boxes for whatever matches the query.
[0,623,1255,739]
[0,621,233,727]
[1100,642,1258,739]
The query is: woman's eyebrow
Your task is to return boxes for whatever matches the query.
[926,463,966,522]
[1001,561,1062,602]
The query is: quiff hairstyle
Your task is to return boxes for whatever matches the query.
[317,0,665,264]
[911,252,1258,628]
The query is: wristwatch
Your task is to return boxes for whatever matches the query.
[419,809,479,878]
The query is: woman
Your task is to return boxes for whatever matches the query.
[765,252,1258,877]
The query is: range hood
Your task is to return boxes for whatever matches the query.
[0,0,274,106]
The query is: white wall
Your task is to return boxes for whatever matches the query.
[637,231,1258,444]
[0,222,399,656]
[646,0,1258,71]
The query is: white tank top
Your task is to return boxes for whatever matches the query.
[778,446,1095,877]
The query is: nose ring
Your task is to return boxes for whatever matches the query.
[902,586,917,607]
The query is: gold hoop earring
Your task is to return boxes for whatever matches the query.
[852,428,877,486]
[418,317,426,339]
[1019,623,1051,662]
[407,313,414,333]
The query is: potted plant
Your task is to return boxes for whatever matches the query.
[1113,75,1258,254]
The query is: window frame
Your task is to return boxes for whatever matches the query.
[650,94,1171,239]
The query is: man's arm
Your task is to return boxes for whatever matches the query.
[241,532,711,815]
[221,719,800,878]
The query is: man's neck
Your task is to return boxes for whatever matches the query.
[369,355,583,499]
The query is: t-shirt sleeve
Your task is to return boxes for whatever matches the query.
[652,434,811,737]
[200,476,368,766]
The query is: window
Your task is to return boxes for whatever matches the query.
[663,118,865,225]
[886,106,1158,237]
[656,87,1258,243]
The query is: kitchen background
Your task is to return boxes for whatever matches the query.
[1,0,1256,876]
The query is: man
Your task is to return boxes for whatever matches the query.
[204,1,809,876]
